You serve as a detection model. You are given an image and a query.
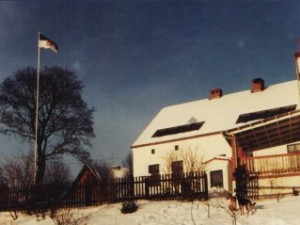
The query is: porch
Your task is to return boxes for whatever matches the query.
[225,110,300,177]
[240,152,300,178]
[225,110,300,198]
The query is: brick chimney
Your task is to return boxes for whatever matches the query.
[209,88,223,100]
[251,78,265,93]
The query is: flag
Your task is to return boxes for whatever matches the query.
[39,33,59,53]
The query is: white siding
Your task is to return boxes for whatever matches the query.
[133,134,232,189]
[253,145,288,157]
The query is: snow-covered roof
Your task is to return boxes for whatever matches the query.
[132,80,300,148]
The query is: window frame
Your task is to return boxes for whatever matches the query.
[210,170,223,188]
[148,164,160,186]
[171,160,183,178]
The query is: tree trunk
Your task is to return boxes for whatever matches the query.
[35,155,46,186]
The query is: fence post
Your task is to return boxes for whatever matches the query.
[235,165,249,198]
[204,172,208,200]
[129,175,134,200]
[85,182,92,206]
[145,177,149,199]
[0,185,8,211]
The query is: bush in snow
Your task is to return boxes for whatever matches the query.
[52,208,88,225]
[121,201,138,214]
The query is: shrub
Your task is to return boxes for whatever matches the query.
[52,208,88,225]
[121,201,138,214]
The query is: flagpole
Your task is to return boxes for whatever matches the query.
[34,32,41,185]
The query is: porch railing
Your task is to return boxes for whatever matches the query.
[240,152,300,177]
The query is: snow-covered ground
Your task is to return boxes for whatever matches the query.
[1,196,300,225]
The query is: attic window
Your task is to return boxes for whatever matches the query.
[236,104,297,123]
[152,122,205,138]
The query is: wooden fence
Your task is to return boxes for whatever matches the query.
[0,171,208,212]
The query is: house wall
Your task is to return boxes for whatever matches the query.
[205,159,232,191]
[253,144,288,157]
[132,133,232,191]
[78,170,92,185]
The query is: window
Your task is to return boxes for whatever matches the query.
[148,164,160,186]
[152,122,205,138]
[171,161,183,177]
[287,143,300,153]
[175,145,179,151]
[151,149,155,154]
[149,164,160,176]
[236,105,296,124]
[210,170,223,187]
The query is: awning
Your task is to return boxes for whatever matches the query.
[225,110,300,151]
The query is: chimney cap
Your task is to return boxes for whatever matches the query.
[251,78,265,92]
[209,88,223,100]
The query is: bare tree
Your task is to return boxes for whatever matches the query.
[94,160,114,181]
[1,151,34,187]
[181,147,206,173]
[122,152,133,176]
[0,166,6,185]
[163,146,206,174]
[0,152,34,219]
[163,150,179,174]
[44,160,72,185]
[0,66,95,185]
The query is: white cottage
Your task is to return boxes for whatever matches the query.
[131,53,300,197]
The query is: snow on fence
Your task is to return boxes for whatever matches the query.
[0,171,208,212]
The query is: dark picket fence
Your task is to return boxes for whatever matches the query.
[0,171,208,212]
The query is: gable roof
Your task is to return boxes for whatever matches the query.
[73,164,101,185]
[132,80,299,148]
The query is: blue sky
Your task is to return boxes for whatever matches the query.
[1,0,300,173]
